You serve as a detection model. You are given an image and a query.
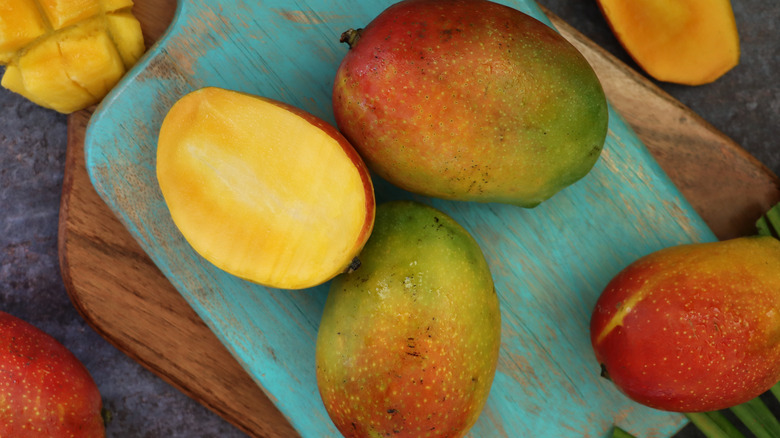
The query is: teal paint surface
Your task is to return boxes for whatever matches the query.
[85,1,716,436]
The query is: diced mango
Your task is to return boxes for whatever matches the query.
[0,0,47,63]
[106,12,144,68]
[59,19,125,99]
[18,37,97,113]
[0,0,145,113]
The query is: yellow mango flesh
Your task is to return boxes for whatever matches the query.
[0,1,47,62]
[597,0,740,85]
[38,0,101,30]
[105,12,144,68]
[0,0,144,113]
[157,87,375,290]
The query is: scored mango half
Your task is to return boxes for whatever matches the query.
[0,0,145,113]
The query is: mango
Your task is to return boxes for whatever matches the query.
[0,0,144,113]
[332,0,608,207]
[0,311,105,437]
[590,236,780,412]
[596,0,740,85]
[156,87,375,290]
[316,200,501,437]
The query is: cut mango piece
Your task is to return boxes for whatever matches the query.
[0,0,47,62]
[157,88,376,290]
[17,37,97,113]
[101,0,135,13]
[59,19,125,99]
[37,0,101,30]
[0,0,145,113]
[105,12,144,68]
[596,0,740,85]
[1,64,50,108]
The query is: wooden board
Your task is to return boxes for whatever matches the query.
[58,1,780,437]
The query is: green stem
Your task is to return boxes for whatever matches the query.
[756,202,780,238]
[730,396,780,438]
[770,381,780,402]
[685,412,745,438]
[611,425,636,438]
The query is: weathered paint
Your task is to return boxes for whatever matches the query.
[84,0,716,437]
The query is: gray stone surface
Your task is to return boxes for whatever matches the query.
[0,1,777,437]
[0,90,248,437]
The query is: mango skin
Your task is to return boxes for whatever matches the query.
[316,200,501,437]
[0,311,105,437]
[590,236,780,412]
[332,0,608,207]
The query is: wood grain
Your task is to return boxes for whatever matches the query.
[59,2,297,437]
[545,11,780,240]
[58,2,780,438]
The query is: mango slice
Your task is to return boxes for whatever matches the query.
[157,87,376,290]
[597,0,740,85]
[0,0,145,113]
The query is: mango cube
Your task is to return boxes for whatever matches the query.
[37,0,101,30]
[0,0,47,62]
[106,12,145,69]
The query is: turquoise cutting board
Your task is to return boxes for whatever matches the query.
[85,0,717,436]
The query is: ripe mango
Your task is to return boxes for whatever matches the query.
[316,200,501,437]
[0,0,144,113]
[0,311,105,437]
[332,0,608,207]
[157,87,375,290]
[590,236,780,412]
[596,0,740,85]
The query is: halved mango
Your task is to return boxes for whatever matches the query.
[0,0,145,113]
[597,0,740,85]
[157,87,376,290]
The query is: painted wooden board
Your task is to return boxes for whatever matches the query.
[81,0,726,436]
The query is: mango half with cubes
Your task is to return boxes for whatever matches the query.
[0,0,145,113]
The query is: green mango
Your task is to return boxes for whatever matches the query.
[316,200,501,437]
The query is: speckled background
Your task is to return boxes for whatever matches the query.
[0,1,777,437]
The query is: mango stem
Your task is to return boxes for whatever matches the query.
[340,28,363,48]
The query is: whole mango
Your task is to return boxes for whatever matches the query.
[316,200,501,437]
[590,236,780,412]
[0,311,105,437]
[332,0,608,207]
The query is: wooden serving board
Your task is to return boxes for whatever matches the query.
[59,1,780,437]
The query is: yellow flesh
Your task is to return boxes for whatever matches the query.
[0,0,144,113]
[600,0,739,85]
[157,88,370,290]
